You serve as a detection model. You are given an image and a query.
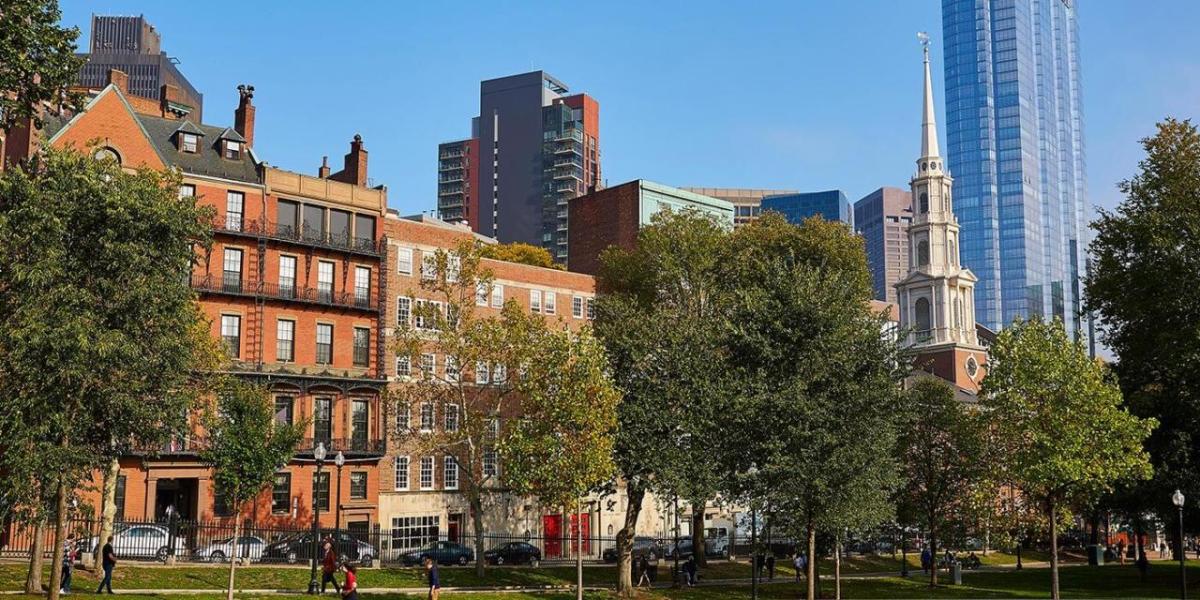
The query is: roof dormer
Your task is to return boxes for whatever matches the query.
[216,127,246,160]
[173,121,205,153]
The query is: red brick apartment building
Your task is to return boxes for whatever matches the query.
[9,71,389,534]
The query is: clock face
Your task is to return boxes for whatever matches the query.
[965,355,980,379]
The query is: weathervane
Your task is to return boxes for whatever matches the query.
[917,31,930,61]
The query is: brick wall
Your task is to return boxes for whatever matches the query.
[566,181,640,275]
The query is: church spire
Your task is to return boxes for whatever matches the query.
[919,32,940,160]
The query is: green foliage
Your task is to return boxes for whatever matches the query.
[478,241,564,270]
[0,0,85,132]
[1086,118,1200,526]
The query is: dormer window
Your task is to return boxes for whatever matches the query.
[224,141,241,160]
[181,133,198,153]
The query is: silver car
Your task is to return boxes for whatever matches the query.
[195,535,266,563]
[84,524,188,562]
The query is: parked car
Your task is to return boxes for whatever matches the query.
[664,538,695,560]
[602,537,662,563]
[195,535,266,563]
[398,541,475,566]
[483,541,541,565]
[82,524,187,562]
[260,530,376,566]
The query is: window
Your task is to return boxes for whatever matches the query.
[353,327,370,367]
[312,472,330,511]
[420,401,434,432]
[475,361,489,385]
[223,248,243,292]
[396,297,411,326]
[396,247,413,275]
[420,353,436,380]
[224,141,241,160]
[446,256,461,282]
[420,457,435,490]
[351,399,369,451]
[917,241,930,266]
[492,363,507,384]
[273,396,293,425]
[225,192,244,230]
[349,471,367,499]
[544,292,556,315]
[278,200,299,237]
[303,204,326,242]
[394,457,410,491]
[354,266,371,307]
[915,297,932,339]
[317,261,334,303]
[272,473,291,513]
[445,404,459,432]
[181,133,198,153]
[396,402,410,431]
[279,256,297,298]
[113,475,127,521]
[314,396,333,445]
[221,315,241,358]
[483,449,498,478]
[276,319,295,362]
[316,323,333,364]
[396,356,411,378]
[919,192,929,213]
[491,284,504,308]
[414,299,442,330]
[476,283,489,306]
[572,296,584,318]
[390,516,439,552]
[179,184,196,199]
[422,252,436,280]
[443,456,459,490]
[530,290,542,313]
[445,356,459,382]
[586,298,595,320]
[214,485,233,516]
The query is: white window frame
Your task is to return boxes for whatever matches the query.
[396,247,413,275]
[492,363,507,384]
[445,355,459,383]
[530,290,542,313]
[225,191,244,230]
[396,356,411,378]
[315,323,333,365]
[572,296,584,319]
[354,266,371,302]
[421,252,436,280]
[491,284,504,308]
[179,184,196,199]
[586,297,595,320]
[276,319,295,362]
[420,353,436,380]
[544,291,556,315]
[181,133,198,153]
[396,401,410,430]
[443,456,459,490]
[476,283,489,307]
[419,401,434,432]
[419,457,435,490]
[394,456,410,491]
[475,361,489,385]
[447,256,461,282]
[445,404,459,432]
[396,297,411,326]
[279,255,297,295]
[483,448,498,478]
[317,260,335,297]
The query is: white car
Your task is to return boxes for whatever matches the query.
[195,535,266,563]
[85,524,188,562]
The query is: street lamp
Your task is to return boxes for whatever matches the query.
[307,442,327,595]
[1174,489,1186,600]
[334,451,345,532]
[672,493,681,588]
[900,524,909,578]
[745,464,759,600]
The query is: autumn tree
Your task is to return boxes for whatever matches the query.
[982,318,1155,600]
[478,242,564,270]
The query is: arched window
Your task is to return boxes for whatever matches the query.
[919,192,929,213]
[917,240,930,266]
[93,146,121,164]
[915,297,931,339]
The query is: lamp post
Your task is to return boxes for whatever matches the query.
[307,442,327,595]
[334,451,345,532]
[900,524,909,578]
[1174,489,1186,600]
[745,463,759,600]
[672,493,681,588]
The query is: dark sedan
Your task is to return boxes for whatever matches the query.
[483,542,541,565]
[399,541,475,566]
[260,531,376,566]
[602,537,662,563]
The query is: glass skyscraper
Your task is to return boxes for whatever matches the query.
[941,0,1087,340]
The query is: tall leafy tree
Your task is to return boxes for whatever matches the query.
[478,242,564,270]
[501,326,619,600]
[981,318,1155,600]
[1086,118,1200,536]
[897,377,987,586]
[593,210,735,596]
[200,381,303,600]
[0,0,84,133]
[0,147,217,599]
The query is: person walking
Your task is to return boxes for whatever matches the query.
[1118,539,1127,565]
[793,553,805,582]
[424,557,440,600]
[637,555,652,588]
[321,539,341,594]
[60,534,77,594]
[766,554,775,580]
[339,562,358,600]
[95,535,116,594]
[920,546,932,575]
[683,556,697,586]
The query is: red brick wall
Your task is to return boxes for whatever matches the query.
[49,90,165,170]
[566,181,640,275]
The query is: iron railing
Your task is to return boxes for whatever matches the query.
[211,217,381,256]
[191,275,378,312]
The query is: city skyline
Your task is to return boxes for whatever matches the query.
[53,1,1200,222]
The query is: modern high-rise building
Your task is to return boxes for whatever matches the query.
[439,71,600,262]
[761,190,853,227]
[76,15,204,121]
[854,187,914,305]
[942,0,1087,339]
[680,187,799,227]
[436,138,480,229]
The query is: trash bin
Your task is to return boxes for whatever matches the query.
[951,562,962,585]
[1087,544,1104,566]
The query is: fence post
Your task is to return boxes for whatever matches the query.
[372,523,381,568]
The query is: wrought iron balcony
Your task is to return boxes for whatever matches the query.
[211,217,382,257]
[192,275,378,313]
[297,437,386,458]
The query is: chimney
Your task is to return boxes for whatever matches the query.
[318,156,330,178]
[106,69,129,93]
[330,134,368,187]
[159,83,180,119]
[234,84,256,147]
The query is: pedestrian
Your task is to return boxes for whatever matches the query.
[637,555,652,587]
[793,554,804,582]
[95,535,116,594]
[766,554,775,580]
[424,556,440,600]
[339,562,358,600]
[60,534,77,594]
[1136,548,1150,582]
[1118,540,1127,565]
[682,556,696,586]
[321,538,341,594]
[920,546,931,575]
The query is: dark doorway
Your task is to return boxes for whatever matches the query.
[154,478,199,521]
[448,513,464,544]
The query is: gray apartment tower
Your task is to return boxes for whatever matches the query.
[854,187,914,305]
[448,71,600,261]
[77,15,204,121]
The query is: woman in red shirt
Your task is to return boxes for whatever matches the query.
[340,562,358,600]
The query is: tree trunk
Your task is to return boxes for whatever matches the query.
[93,459,120,569]
[470,493,486,579]
[47,476,69,600]
[1049,498,1060,600]
[616,483,646,598]
[806,521,817,600]
[929,525,939,587]
[691,502,707,567]
[226,514,241,600]
[25,520,45,595]
[834,533,842,600]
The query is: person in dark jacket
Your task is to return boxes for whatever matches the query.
[95,536,116,594]
[321,539,341,593]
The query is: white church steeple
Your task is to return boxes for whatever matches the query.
[919,34,941,162]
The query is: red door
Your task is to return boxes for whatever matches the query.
[543,515,563,559]
[570,512,591,555]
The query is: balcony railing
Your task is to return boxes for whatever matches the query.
[438,187,464,196]
[297,437,386,457]
[439,150,464,159]
[212,217,382,256]
[192,275,378,312]
[439,172,464,183]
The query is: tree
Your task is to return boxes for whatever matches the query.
[501,326,619,600]
[1086,118,1200,540]
[200,381,303,600]
[0,146,217,599]
[0,0,84,133]
[897,377,987,586]
[593,210,736,596]
[478,242,564,270]
[390,240,547,578]
[981,318,1155,600]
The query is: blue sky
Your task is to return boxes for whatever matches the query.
[60,1,1199,220]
